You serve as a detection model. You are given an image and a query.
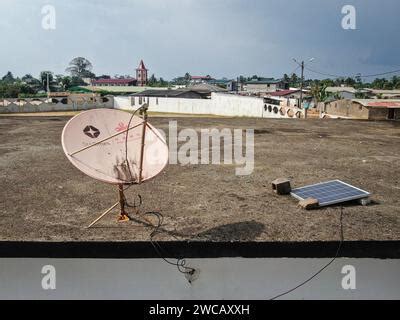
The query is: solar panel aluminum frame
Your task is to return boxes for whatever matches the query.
[290,179,371,207]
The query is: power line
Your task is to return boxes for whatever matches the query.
[304,66,400,79]
[269,207,344,300]
[361,68,400,78]
[304,66,346,79]
[275,65,301,82]
[288,65,301,76]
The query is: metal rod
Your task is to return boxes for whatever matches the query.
[69,121,144,156]
[145,122,167,146]
[118,184,126,215]
[87,201,119,228]
[138,110,148,184]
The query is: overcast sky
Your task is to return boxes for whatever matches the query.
[0,0,399,80]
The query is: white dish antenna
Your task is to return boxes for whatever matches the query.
[61,106,169,226]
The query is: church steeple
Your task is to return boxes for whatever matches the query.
[136,59,148,86]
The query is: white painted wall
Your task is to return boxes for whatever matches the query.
[114,93,305,119]
[1,94,304,118]
[0,97,113,113]
[0,258,399,300]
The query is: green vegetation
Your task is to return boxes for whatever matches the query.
[65,57,95,78]
[147,73,169,87]
[1,56,400,99]
[171,72,191,86]
[280,72,400,91]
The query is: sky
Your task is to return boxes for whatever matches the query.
[0,0,399,80]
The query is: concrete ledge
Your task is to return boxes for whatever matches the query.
[0,241,399,259]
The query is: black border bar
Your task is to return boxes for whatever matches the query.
[0,241,399,259]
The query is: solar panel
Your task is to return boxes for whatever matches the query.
[290,180,370,207]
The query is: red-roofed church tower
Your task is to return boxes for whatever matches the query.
[136,60,148,87]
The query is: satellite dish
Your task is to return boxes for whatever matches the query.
[62,108,168,184]
[61,106,169,226]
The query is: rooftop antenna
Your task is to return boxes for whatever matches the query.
[61,104,169,227]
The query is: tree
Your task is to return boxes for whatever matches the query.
[70,76,86,87]
[289,73,298,87]
[56,75,72,91]
[0,82,34,98]
[310,83,330,103]
[96,75,111,79]
[184,72,191,80]
[66,57,94,78]
[39,71,55,91]
[319,78,335,87]
[345,77,356,86]
[371,78,390,89]
[21,74,34,83]
[158,77,168,87]
[2,71,15,83]
[282,73,290,86]
[148,74,157,86]
[21,74,42,91]
[390,76,400,89]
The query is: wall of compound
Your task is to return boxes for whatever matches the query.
[114,93,305,119]
[0,96,113,113]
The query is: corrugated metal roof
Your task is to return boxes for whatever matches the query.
[92,78,136,84]
[369,89,400,94]
[269,89,300,96]
[326,86,357,93]
[246,78,282,85]
[188,83,227,92]
[352,99,400,108]
[191,75,212,80]
[131,89,203,98]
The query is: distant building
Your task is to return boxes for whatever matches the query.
[190,75,213,84]
[368,89,400,99]
[266,89,312,108]
[226,80,237,92]
[91,78,137,87]
[82,77,93,85]
[244,78,285,93]
[136,60,148,87]
[131,84,225,100]
[267,89,303,99]
[326,86,371,99]
[320,99,400,120]
[131,89,203,99]
[208,79,237,92]
[187,83,227,98]
[90,59,148,87]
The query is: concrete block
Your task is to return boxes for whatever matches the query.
[272,178,291,195]
[359,197,371,206]
[298,198,319,210]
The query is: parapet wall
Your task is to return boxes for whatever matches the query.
[1,93,305,118]
[0,96,113,113]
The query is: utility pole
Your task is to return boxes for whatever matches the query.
[293,57,314,119]
[46,72,50,98]
[300,61,305,118]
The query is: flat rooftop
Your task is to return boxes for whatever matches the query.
[0,115,399,242]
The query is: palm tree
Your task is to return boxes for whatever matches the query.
[310,83,330,103]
